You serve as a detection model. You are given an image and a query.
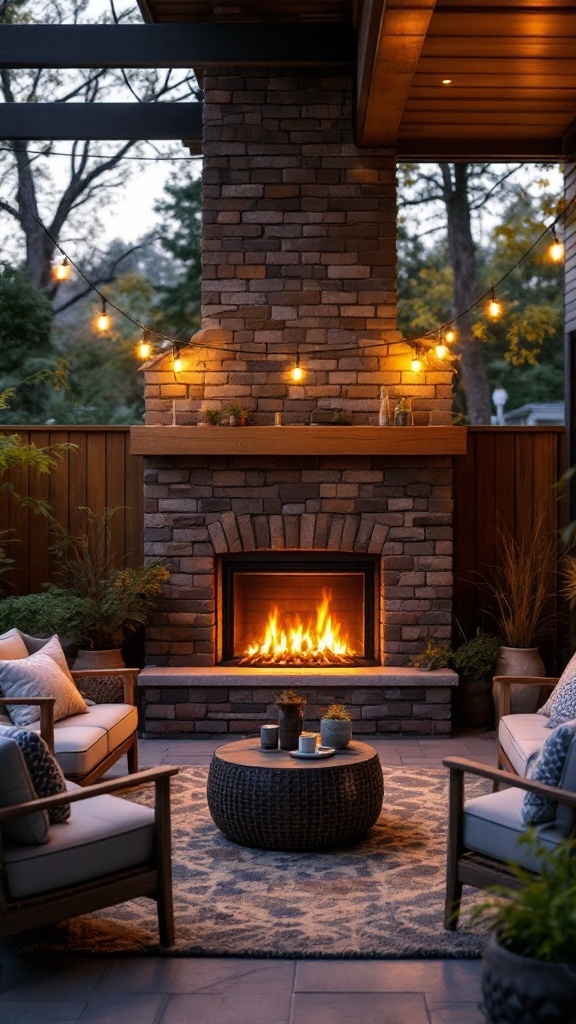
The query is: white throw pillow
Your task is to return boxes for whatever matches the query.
[0,629,75,682]
[0,629,29,661]
[0,639,88,726]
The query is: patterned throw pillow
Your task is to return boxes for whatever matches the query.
[0,637,88,727]
[522,720,576,825]
[0,723,70,823]
[547,682,576,729]
[538,650,576,720]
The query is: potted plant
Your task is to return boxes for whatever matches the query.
[203,408,222,426]
[409,637,452,671]
[472,835,576,1023]
[452,630,502,728]
[275,688,306,750]
[226,402,247,427]
[320,703,352,749]
[50,507,170,667]
[484,519,556,712]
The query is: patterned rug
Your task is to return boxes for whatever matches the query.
[22,765,490,959]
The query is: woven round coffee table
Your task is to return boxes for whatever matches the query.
[207,738,383,851]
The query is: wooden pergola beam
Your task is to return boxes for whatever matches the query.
[0,102,203,140]
[356,0,436,148]
[0,23,355,69]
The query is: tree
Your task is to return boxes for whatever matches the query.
[398,163,563,423]
[153,170,202,336]
[0,264,56,422]
[0,0,198,300]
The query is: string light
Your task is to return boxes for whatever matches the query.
[138,333,153,361]
[444,327,457,344]
[411,347,423,373]
[435,340,449,360]
[487,285,501,320]
[291,352,304,382]
[548,230,564,263]
[52,256,71,283]
[94,298,111,332]
[172,348,183,373]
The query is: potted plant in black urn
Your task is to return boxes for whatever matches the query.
[275,688,306,750]
[452,630,502,728]
[473,834,576,1023]
[320,704,352,749]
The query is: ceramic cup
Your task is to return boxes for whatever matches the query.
[298,732,318,754]
[260,724,279,750]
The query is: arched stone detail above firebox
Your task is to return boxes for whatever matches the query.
[206,511,393,556]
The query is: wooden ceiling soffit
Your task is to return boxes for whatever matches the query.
[564,115,576,161]
[356,0,436,148]
[0,102,203,141]
[396,137,563,162]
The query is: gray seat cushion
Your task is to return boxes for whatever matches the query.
[57,704,138,754]
[29,704,137,776]
[464,787,564,873]
[498,713,551,775]
[4,783,155,899]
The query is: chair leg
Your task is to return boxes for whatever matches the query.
[444,878,463,930]
[156,871,175,947]
[127,735,139,774]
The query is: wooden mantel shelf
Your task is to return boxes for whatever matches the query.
[130,425,467,457]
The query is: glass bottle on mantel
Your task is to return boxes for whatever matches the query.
[378,386,391,426]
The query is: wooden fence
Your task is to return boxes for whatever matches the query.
[1,424,569,669]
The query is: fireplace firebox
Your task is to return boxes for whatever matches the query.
[220,553,377,666]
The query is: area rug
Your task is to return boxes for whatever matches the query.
[22,765,490,959]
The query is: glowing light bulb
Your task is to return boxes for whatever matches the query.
[445,328,457,344]
[435,343,448,359]
[53,257,71,282]
[411,351,422,373]
[487,286,501,320]
[291,354,304,382]
[173,354,183,373]
[138,340,152,360]
[95,300,110,332]
[549,234,564,263]
[442,79,452,85]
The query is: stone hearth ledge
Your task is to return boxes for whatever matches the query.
[138,666,458,687]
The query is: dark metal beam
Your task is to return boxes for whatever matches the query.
[0,24,355,69]
[0,102,203,140]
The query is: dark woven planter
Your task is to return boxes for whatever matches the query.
[482,933,576,1023]
[207,740,384,852]
[454,681,493,728]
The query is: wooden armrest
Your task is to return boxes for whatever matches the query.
[443,755,576,810]
[0,697,56,753]
[71,668,139,705]
[0,765,179,823]
[493,676,558,720]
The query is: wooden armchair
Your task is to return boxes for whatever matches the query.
[0,667,140,786]
[443,755,576,930]
[0,763,178,945]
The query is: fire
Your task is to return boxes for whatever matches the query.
[240,590,355,666]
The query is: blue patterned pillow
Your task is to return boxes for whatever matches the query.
[546,682,576,728]
[0,724,70,824]
[539,650,576,720]
[522,721,576,825]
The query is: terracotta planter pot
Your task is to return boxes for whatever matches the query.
[73,648,125,670]
[482,932,576,1023]
[493,646,545,714]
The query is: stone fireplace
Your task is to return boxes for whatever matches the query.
[134,67,461,735]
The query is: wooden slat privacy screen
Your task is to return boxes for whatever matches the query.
[0,427,144,594]
[0,425,568,669]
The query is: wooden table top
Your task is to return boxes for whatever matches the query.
[212,738,378,771]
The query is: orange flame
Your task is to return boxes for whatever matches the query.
[240,589,355,666]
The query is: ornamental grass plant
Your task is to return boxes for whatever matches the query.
[486,517,556,648]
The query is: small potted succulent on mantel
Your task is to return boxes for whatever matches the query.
[320,704,352,749]
[227,402,247,426]
[203,408,222,426]
[472,834,576,1023]
[275,688,307,750]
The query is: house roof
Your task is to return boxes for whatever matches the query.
[137,0,576,161]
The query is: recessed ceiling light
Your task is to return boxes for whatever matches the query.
[442,79,452,85]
